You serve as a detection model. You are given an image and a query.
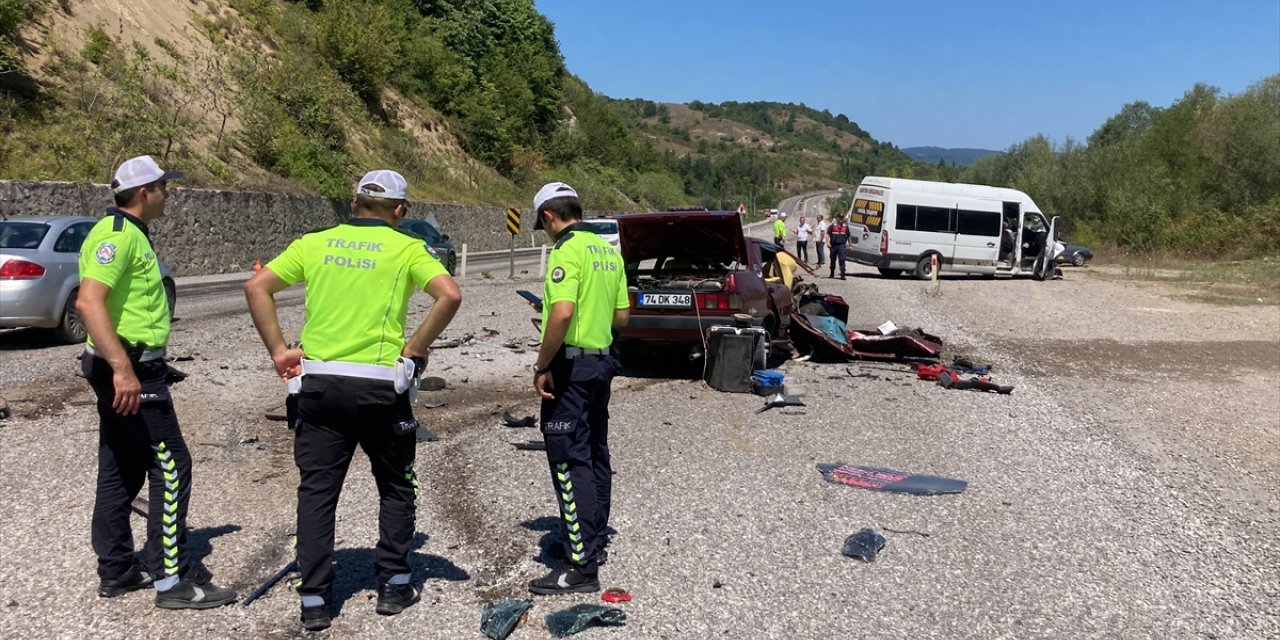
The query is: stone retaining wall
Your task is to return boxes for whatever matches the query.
[0,180,551,276]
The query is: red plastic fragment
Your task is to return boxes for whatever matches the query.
[601,587,631,603]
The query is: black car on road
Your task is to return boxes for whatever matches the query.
[400,216,457,275]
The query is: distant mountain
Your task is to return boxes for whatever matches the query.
[902,147,1001,166]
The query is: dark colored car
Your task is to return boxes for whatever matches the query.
[400,217,457,275]
[616,210,795,360]
[1056,243,1093,266]
[0,215,175,342]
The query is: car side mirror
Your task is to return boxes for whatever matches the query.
[441,234,450,241]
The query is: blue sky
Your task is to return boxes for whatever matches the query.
[534,0,1280,150]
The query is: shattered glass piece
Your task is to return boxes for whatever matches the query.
[817,463,967,495]
[545,604,626,637]
[841,528,887,562]
[480,598,532,640]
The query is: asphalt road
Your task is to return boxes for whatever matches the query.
[1,225,1275,639]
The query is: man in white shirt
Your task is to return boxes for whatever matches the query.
[794,216,813,263]
[814,214,829,267]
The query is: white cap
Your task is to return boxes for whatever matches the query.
[780,212,788,218]
[533,182,579,230]
[356,169,409,200]
[111,155,182,194]
[533,182,579,213]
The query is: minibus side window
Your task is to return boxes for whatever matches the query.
[916,206,951,233]
[957,210,1001,236]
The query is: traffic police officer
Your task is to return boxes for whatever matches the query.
[527,182,629,595]
[78,155,237,609]
[244,170,461,631]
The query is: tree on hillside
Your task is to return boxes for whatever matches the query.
[1197,75,1280,212]
[1088,101,1159,148]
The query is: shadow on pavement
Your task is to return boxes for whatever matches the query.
[0,327,69,351]
[522,516,616,570]
[174,523,242,583]
[617,344,705,380]
[330,532,469,614]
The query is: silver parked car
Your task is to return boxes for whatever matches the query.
[0,215,176,343]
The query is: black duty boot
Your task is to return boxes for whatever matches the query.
[301,605,332,631]
[154,580,237,609]
[375,583,421,616]
[99,563,154,598]
[528,564,600,595]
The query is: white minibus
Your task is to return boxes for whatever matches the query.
[845,177,1062,279]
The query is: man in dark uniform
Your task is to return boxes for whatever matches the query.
[245,169,461,631]
[827,212,850,279]
[78,155,237,609]
[527,182,629,595]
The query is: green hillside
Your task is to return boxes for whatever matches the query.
[0,0,902,213]
[2,1,1276,256]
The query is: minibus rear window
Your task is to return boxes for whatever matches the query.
[849,198,884,233]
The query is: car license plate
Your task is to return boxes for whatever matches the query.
[638,293,692,308]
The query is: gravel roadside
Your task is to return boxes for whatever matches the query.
[0,254,1276,638]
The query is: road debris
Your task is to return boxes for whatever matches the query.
[914,364,1013,394]
[601,587,631,603]
[480,598,531,640]
[501,410,536,428]
[756,392,806,414]
[545,604,626,637]
[817,463,968,495]
[418,376,447,391]
[841,528,887,562]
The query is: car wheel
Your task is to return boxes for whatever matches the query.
[1071,252,1086,267]
[446,251,458,275]
[55,288,87,344]
[163,277,177,319]
[877,268,903,278]
[913,255,938,280]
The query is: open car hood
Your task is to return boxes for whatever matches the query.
[617,211,749,265]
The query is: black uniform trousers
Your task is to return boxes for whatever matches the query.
[829,243,848,277]
[293,374,418,601]
[540,352,615,575]
[83,355,192,582]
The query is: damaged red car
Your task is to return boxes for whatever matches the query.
[615,210,795,361]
